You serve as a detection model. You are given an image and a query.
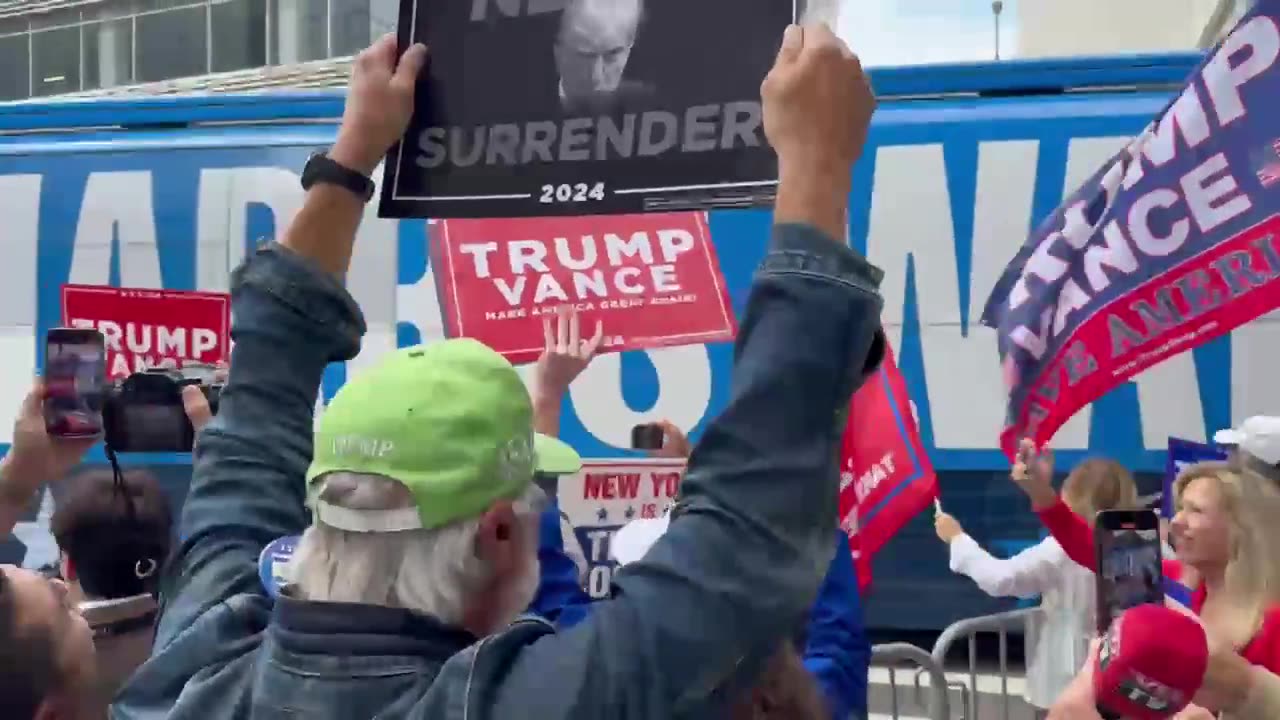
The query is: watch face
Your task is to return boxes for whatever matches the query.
[302,153,326,183]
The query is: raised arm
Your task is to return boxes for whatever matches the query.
[950,533,1075,599]
[1004,439,1098,571]
[150,36,427,651]
[936,509,1074,597]
[525,308,600,627]
[486,23,884,718]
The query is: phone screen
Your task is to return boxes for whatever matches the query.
[44,330,106,438]
[630,424,664,451]
[1095,511,1163,633]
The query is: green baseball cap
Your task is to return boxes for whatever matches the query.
[305,339,581,532]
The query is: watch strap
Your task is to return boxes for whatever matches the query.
[301,152,375,202]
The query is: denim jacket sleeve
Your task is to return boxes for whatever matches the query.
[527,497,595,628]
[804,530,871,720]
[481,223,885,719]
[150,244,364,653]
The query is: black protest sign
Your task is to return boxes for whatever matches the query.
[379,0,801,219]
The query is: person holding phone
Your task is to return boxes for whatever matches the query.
[1012,436,1280,691]
[0,382,98,718]
[934,456,1137,714]
[0,366,217,718]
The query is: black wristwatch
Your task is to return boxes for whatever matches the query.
[300,152,375,202]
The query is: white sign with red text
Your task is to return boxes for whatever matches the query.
[557,459,685,598]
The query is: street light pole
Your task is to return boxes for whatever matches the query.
[992,0,1004,60]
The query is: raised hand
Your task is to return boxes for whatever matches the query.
[1011,438,1058,509]
[533,306,604,399]
[331,34,429,176]
[762,23,874,188]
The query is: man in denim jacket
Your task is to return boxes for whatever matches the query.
[114,25,884,720]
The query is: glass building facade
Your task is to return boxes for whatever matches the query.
[0,0,397,101]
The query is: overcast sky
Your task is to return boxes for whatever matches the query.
[837,0,1019,66]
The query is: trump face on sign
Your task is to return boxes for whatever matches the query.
[554,0,655,115]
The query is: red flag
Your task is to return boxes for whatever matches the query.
[838,346,938,590]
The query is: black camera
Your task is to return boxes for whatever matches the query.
[104,366,222,453]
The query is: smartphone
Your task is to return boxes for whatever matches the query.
[44,328,107,438]
[1094,509,1163,634]
[630,423,664,451]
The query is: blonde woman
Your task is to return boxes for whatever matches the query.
[1019,420,1280,718]
[934,456,1137,713]
[1168,462,1280,663]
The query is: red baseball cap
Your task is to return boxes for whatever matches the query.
[1093,604,1209,720]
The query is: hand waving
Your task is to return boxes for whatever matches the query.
[533,307,603,399]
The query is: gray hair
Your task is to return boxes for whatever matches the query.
[287,473,543,624]
[560,0,644,37]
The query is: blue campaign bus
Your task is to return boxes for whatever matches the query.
[1,51,1266,630]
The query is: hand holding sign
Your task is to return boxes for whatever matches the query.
[333,34,427,176]
[762,23,874,186]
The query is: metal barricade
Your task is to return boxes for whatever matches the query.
[925,607,1041,720]
[869,642,950,720]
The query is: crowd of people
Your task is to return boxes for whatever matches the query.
[931,427,1280,719]
[1,20,1280,720]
